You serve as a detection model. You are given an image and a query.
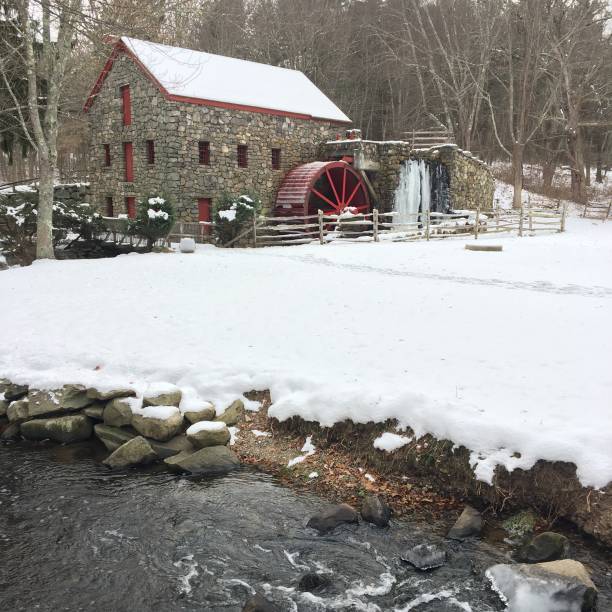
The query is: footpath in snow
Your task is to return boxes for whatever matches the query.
[0,216,610,489]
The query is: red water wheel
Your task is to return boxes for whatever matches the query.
[274,161,370,218]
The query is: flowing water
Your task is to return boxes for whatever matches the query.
[0,441,610,612]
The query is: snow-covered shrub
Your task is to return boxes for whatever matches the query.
[129,195,175,250]
[0,193,104,264]
[213,193,261,245]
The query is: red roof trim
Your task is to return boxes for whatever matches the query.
[83,41,351,125]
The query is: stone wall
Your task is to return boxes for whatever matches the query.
[87,53,343,220]
[323,139,495,213]
[0,183,90,207]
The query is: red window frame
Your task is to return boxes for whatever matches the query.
[126,196,136,219]
[198,141,210,165]
[146,140,155,164]
[105,196,113,217]
[103,144,111,167]
[123,141,134,182]
[271,147,281,170]
[237,144,248,168]
[120,85,131,126]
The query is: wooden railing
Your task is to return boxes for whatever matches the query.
[582,201,611,221]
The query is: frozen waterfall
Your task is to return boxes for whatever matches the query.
[393,159,431,227]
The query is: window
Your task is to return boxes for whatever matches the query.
[123,142,134,182]
[146,140,155,164]
[126,196,136,219]
[237,144,248,168]
[120,85,131,126]
[105,196,114,217]
[271,148,281,170]
[103,144,111,167]
[198,141,210,165]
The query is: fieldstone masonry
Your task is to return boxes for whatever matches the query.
[324,139,495,213]
[87,54,342,219]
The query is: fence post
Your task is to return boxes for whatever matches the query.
[605,202,611,223]
[252,212,257,247]
[518,203,524,237]
[373,209,379,242]
[425,209,430,241]
[560,200,568,232]
[528,197,533,233]
[474,206,480,240]
[318,209,324,244]
[582,202,588,218]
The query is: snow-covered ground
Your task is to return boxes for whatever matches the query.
[0,212,611,489]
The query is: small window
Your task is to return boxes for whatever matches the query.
[271,148,281,170]
[198,141,210,165]
[103,144,111,167]
[237,144,248,168]
[120,85,131,126]
[126,196,136,219]
[123,142,134,182]
[146,140,155,164]
[105,196,114,217]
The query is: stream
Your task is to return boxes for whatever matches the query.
[0,441,610,611]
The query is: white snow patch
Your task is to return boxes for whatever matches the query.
[308,471,319,479]
[252,430,270,437]
[287,435,316,468]
[132,405,179,420]
[373,432,412,453]
[186,420,226,435]
[228,426,239,445]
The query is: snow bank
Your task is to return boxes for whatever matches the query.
[1,214,611,488]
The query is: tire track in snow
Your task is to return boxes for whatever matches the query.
[253,252,612,298]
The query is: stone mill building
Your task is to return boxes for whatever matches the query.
[85,37,494,224]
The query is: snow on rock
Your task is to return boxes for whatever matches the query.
[228,426,239,446]
[0,212,611,488]
[132,405,179,420]
[186,420,227,435]
[373,432,412,453]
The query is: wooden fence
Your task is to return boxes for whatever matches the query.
[582,201,611,221]
[246,201,567,247]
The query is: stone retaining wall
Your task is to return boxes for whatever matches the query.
[0,183,90,207]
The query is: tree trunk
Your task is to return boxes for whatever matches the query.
[542,161,555,193]
[36,158,55,259]
[584,134,591,187]
[512,142,524,210]
[567,128,586,203]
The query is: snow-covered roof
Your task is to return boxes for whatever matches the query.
[114,37,350,123]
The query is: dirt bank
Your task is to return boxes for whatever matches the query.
[235,391,611,547]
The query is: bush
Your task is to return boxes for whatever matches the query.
[0,191,104,264]
[213,193,261,245]
[129,195,175,249]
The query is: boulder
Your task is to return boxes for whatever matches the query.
[307,504,359,534]
[21,415,93,444]
[86,387,136,401]
[502,509,538,539]
[25,386,92,419]
[486,559,597,612]
[298,573,332,593]
[103,436,157,469]
[242,593,280,612]
[515,532,570,564]
[131,406,184,442]
[0,399,8,417]
[82,403,105,420]
[7,398,30,422]
[361,494,391,528]
[0,422,21,440]
[164,445,240,475]
[94,424,136,452]
[149,434,193,458]
[143,383,182,408]
[186,421,230,448]
[447,505,482,540]
[183,404,216,424]
[214,399,245,426]
[103,397,135,428]
[400,544,447,570]
[3,383,28,402]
